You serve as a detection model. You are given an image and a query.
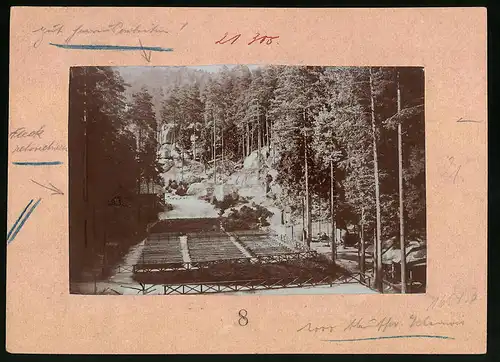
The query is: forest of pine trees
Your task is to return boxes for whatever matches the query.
[69,67,164,280]
[159,65,425,291]
[69,65,425,291]
[159,65,425,238]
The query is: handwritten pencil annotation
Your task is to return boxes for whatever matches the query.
[10,126,67,153]
[32,23,170,48]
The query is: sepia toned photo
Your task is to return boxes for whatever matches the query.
[69,65,426,295]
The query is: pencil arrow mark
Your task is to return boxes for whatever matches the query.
[139,39,152,62]
[31,179,64,195]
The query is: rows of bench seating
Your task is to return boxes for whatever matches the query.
[233,232,292,256]
[138,233,184,264]
[187,232,246,262]
[137,229,296,266]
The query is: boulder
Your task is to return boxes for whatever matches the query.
[214,184,238,201]
[187,182,208,197]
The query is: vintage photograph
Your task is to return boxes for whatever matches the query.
[69,65,426,295]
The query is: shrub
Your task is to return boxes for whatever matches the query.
[212,192,240,212]
[223,204,274,231]
[168,179,178,189]
[176,185,187,196]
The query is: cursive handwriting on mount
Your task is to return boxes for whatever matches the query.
[344,317,400,333]
[297,322,338,333]
[12,141,67,153]
[409,315,464,328]
[298,314,465,335]
[10,125,45,139]
[10,125,67,153]
[32,24,64,48]
[32,22,170,48]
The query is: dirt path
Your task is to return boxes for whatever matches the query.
[159,195,218,219]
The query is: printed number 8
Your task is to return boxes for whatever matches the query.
[238,309,248,326]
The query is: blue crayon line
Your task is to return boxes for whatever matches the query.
[322,335,454,342]
[13,161,63,166]
[7,198,42,245]
[49,43,174,52]
[6,199,34,241]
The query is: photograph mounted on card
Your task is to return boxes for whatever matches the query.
[7,7,486,354]
[68,65,426,297]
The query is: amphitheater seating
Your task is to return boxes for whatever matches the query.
[139,233,184,264]
[187,231,246,262]
[233,230,292,256]
[136,222,300,268]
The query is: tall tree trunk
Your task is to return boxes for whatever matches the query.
[268,117,271,148]
[250,124,253,154]
[138,126,143,194]
[246,121,250,156]
[269,117,275,163]
[262,115,265,148]
[173,121,176,149]
[258,119,262,156]
[369,67,383,292]
[303,118,312,248]
[330,159,336,262]
[360,206,365,277]
[302,197,305,243]
[265,114,269,147]
[397,70,407,293]
[257,109,262,182]
[221,123,225,172]
[83,69,88,203]
[241,133,245,160]
[213,112,216,185]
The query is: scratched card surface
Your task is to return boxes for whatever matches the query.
[7,7,487,354]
